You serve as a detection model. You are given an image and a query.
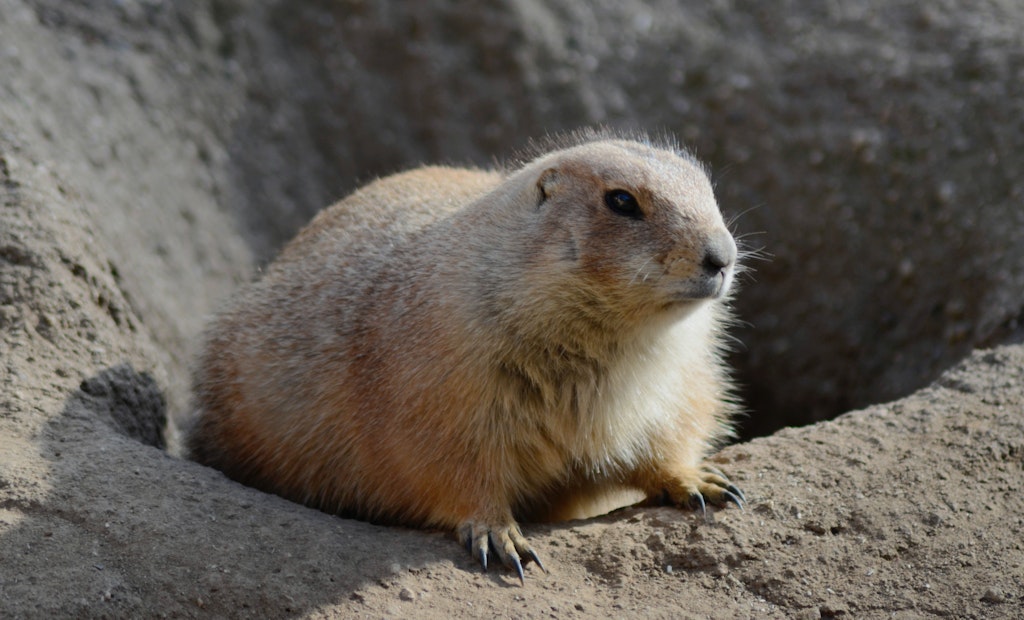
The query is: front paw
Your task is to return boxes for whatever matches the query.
[456,519,546,585]
[655,464,745,521]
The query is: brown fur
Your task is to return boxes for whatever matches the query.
[187,134,743,578]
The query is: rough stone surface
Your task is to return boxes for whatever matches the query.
[1,0,1023,618]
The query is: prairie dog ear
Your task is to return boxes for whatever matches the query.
[537,168,559,205]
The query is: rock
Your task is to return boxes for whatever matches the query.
[981,588,1006,604]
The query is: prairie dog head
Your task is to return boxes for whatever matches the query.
[523,139,736,318]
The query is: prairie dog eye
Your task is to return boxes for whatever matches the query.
[604,190,642,219]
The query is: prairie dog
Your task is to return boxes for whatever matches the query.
[187,133,744,582]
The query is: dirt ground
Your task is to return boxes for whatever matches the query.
[2,0,1024,618]
[3,299,1023,618]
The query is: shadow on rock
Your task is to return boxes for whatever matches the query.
[73,364,167,449]
[3,364,462,618]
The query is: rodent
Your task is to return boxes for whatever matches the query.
[186,131,745,583]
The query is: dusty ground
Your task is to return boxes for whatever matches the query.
[2,0,1024,618]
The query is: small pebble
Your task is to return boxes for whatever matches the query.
[981,588,1005,604]
[399,588,415,601]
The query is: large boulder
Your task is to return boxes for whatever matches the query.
[1,0,1022,617]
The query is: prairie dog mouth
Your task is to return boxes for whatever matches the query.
[671,265,735,301]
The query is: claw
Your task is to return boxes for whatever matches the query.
[527,549,547,574]
[688,491,708,521]
[721,489,745,511]
[701,464,728,480]
[726,484,746,504]
[479,546,488,572]
[511,555,525,586]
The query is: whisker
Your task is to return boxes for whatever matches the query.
[738,246,770,262]
[630,257,654,285]
[733,230,767,241]
[726,203,764,229]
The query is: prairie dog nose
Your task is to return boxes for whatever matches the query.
[702,229,737,275]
